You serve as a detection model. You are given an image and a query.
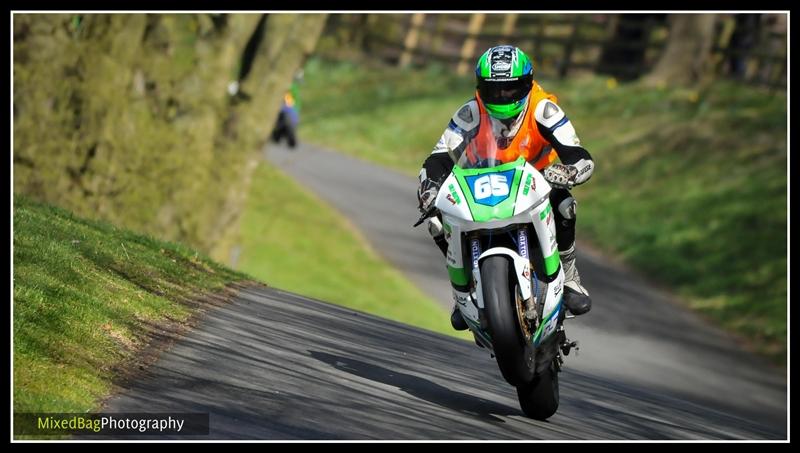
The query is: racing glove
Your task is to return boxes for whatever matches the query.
[543,163,579,190]
[417,179,440,213]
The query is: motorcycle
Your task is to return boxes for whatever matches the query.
[414,128,579,420]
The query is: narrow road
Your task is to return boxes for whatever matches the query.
[100,284,782,439]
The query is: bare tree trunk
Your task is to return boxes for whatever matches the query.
[727,14,762,80]
[13,13,328,256]
[596,14,665,81]
[643,14,717,87]
[210,13,328,259]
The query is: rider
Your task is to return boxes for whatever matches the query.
[416,45,594,331]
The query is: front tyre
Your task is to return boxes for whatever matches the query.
[516,359,560,420]
[481,255,536,386]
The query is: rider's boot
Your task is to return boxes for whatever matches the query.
[560,243,592,316]
[450,304,468,331]
[450,289,470,331]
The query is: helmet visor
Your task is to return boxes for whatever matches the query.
[477,75,532,105]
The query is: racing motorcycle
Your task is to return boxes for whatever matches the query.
[414,130,579,420]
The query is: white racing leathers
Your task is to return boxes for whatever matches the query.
[419,97,594,189]
[418,95,595,314]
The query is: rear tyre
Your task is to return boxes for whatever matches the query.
[481,255,536,386]
[516,359,560,420]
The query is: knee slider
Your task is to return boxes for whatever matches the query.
[557,196,577,220]
[427,216,444,238]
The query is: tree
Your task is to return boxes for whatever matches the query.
[13,13,328,256]
[643,14,717,87]
[727,14,762,80]
[596,14,666,81]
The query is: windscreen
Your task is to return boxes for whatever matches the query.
[454,110,524,170]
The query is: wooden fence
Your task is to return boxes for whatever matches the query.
[320,13,787,90]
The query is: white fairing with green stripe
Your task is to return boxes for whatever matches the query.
[434,156,565,348]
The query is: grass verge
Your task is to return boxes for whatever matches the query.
[13,195,251,418]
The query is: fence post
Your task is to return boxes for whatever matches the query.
[534,15,545,65]
[430,14,446,56]
[350,14,369,51]
[711,15,737,76]
[559,15,583,78]
[501,14,518,40]
[362,14,378,52]
[399,13,426,67]
[457,13,486,75]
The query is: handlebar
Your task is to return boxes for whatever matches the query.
[413,206,437,227]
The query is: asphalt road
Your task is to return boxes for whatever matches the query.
[98,142,787,440]
[100,285,782,440]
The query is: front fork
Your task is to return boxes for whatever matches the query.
[516,228,540,327]
[468,235,486,330]
[469,228,537,332]
[519,202,578,360]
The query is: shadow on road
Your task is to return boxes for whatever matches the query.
[309,350,519,423]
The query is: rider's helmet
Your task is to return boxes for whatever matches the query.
[475,45,534,120]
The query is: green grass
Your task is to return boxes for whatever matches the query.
[13,195,250,417]
[564,77,787,364]
[296,57,787,365]
[236,162,469,340]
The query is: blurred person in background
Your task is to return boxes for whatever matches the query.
[416,45,595,331]
[271,70,303,149]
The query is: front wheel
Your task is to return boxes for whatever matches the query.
[481,255,535,386]
[516,359,560,420]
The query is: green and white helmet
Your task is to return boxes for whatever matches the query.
[475,45,534,120]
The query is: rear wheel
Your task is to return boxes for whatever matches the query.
[481,256,535,386]
[516,359,560,420]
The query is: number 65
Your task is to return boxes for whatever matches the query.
[474,174,509,199]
